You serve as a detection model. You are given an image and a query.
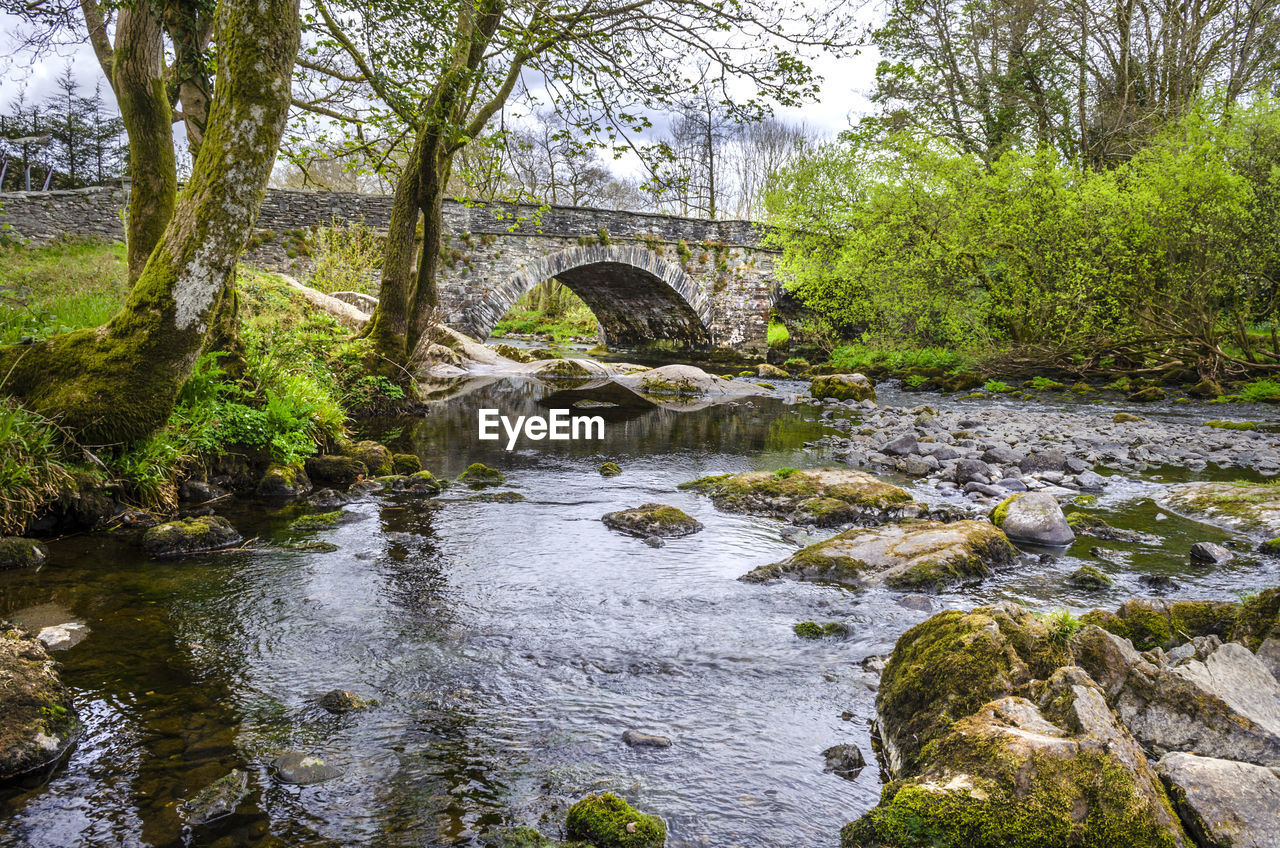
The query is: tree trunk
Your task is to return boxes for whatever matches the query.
[362,130,425,366]
[0,0,301,445]
[113,4,177,283]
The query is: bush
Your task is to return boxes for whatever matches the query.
[1240,379,1280,403]
[0,400,72,533]
[308,219,383,294]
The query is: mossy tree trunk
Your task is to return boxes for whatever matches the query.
[0,0,300,445]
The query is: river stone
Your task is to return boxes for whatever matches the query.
[274,751,343,785]
[458,462,505,488]
[1160,482,1280,536]
[880,433,918,457]
[991,492,1075,546]
[566,792,666,848]
[1158,752,1280,848]
[810,373,875,403]
[345,440,394,476]
[953,458,992,486]
[679,467,915,526]
[307,488,349,509]
[602,504,702,538]
[180,479,227,504]
[36,622,90,651]
[184,769,249,825]
[757,363,789,379]
[622,730,672,748]
[319,689,378,714]
[1019,449,1068,474]
[599,461,623,477]
[305,455,368,485]
[822,743,865,778]
[0,537,48,570]
[0,622,79,780]
[1190,541,1234,564]
[142,516,242,557]
[257,462,312,498]
[741,520,1015,592]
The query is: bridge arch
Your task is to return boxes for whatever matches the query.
[468,244,714,350]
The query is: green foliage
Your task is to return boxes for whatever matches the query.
[983,380,1013,393]
[0,240,129,345]
[828,345,967,374]
[308,219,383,295]
[1038,609,1081,647]
[493,281,598,342]
[0,399,72,534]
[767,315,790,348]
[765,101,1280,374]
[1240,379,1280,403]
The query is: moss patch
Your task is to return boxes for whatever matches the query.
[458,463,505,488]
[564,792,665,848]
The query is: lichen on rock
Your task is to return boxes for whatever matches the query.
[0,621,79,780]
[142,515,242,557]
[603,503,703,538]
[679,467,914,525]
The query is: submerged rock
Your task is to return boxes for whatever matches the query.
[679,467,914,526]
[0,621,79,780]
[1161,482,1280,536]
[183,769,249,825]
[142,515,242,557]
[468,491,525,503]
[622,730,672,749]
[1157,752,1280,848]
[794,621,849,639]
[1066,565,1113,590]
[822,743,865,778]
[36,622,90,651]
[602,504,703,538]
[305,455,368,485]
[0,537,48,570]
[599,461,623,477]
[273,751,343,785]
[318,689,378,714]
[565,792,666,848]
[811,373,876,403]
[458,463,505,488]
[991,492,1075,546]
[1065,511,1158,544]
[743,520,1014,592]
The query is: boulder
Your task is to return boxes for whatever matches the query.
[1067,565,1113,590]
[305,455,368,485]
[179,479,227,504]
[1019,449,1068,474]
[36,622,90,651]
[881,434,918,457]
[1128,386,1167,402]
[0,537,48,570]
[679,467,915,526]
[622,730,672,749]
[1157,752,1280,848]
[458,462,505,488]
[1079,598,1239,652]
[991,492,1075,546]
[400,470,445,495]
[0,621,79,779]
[741,520,1015,592]
[822,743,865,778]
[565,792,666,848]
[345,440,394,476]
[183,769,249,825]
[1190,541,1234,564]
[392,453,422,474]
[811,373,876,403]
[953,458,993,486]
[757,362,790,379]
[319,689,378,714]
[256,462,312,498]
[273,751,343,785]
[307,488,349,509]
[289,511,342,532]
[602,504,703,538]
[142,516,242,557]
[599,461,623,477]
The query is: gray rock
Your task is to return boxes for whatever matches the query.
[954,458,993,486]
[1065,457,1092,474]
[180,479,227,504]
[602,504,703,538]
[982,445,1019,465]
[307,488,349,509]
[822,743,865,778]
[622,730,672,748]
[997,478,1028,492]
[993,492,1075,546]
[896,593,935,612]
[901,454,938,477]
[1190,542,1234,564]
[1019,450,1068,474]
[274,751,343,785]
[36,622,90,651]
[965,482,1004,498]
[643,535,665,548]
[882,434,918,457]
[1157,752,1280,848]
[184,769,249,825]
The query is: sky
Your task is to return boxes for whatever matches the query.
[0,7,881,181]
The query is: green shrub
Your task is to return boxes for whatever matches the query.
[308,218,383,294]
[0,400,72,533]
[1240,379,1280,403]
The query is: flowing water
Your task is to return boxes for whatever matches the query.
[2,375,1278,848]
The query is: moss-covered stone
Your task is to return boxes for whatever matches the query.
[599,461,623,477]
[1128,387,1167,403]
[1231,588,1280,650]
[257,462,312,498]
[491,343,533,363]
[743,520,1015,592]
[679,467,913,525]
[602,503,703,538]
[0,537,49,570]
[1160,482,1280,536]
[564,792,666,848]
[1205,419,1257,431]
[401,470,445,496]
[142,515,242,557]
[1079,598,1241,651]
[811,373,876,403]
[468,491,525,503]
[345,440,394,476]
[305,455,368,485]
[757,362,789,379]
[458,462,506,488]
[533,358,593,378]
[1189,378,1225,399]
[289,510,342,531]
[392,453,422,474]
[794,621,849,639]
[1064,511,1157,543]
[1113,412,1145,423]
[1067,565,1113,590]
[1260,538,1280,556]
[0,621,79,779]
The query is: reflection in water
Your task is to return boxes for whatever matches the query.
[2,378,1277,847]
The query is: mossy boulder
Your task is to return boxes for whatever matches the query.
[400,470,445,496]
[289,511,342,532]
[743,520,1015,592]
[142,516,242,557]
[0,621,79,779]
[305,455,368,485]
[679,467,914,525]
[1067,565,1113,590]
[1260,538,1280,556]
[991,492,1075,546]
[874,602,1070,776]
[757,362,789,379]
[602,504,703,538]
[0,537,49,570]
[257,463,313,498]
[564,792,666,848]
[345,440,395,476]
[810,373,876,403]
[1205,419,1257,430]
[392,453,422,474]
[794,621,849,639]
[1128,386,1167,403]
[1231,588,1280,650]
[458,463,505,488]
[1113,412,1145,423]
[1079,598,1240,651]
[599,461,623,477]
[1160,482,1280,536]
[491,343,533,363]
[531,358,593,378]
[1189,378,1225,399]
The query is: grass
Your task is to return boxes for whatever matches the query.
[0,239,389,524]
[492,284,598,342]
[0,239,129,345]
[768,315,790,349]
[827,344,970,374]
[1240,379,1280,404]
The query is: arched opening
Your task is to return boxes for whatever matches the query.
[482,246,714,351]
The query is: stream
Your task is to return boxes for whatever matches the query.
[2,371,1278,848]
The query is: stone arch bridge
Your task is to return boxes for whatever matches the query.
[0,187,782,352]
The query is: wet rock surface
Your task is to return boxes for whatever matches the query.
[183,769,249,825]
[679,467,915,526]
[141,515,242,557]
[0,537,48,570]
[602,504,703,538]
[1157,752,1280,848]
[0,621,79,780]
